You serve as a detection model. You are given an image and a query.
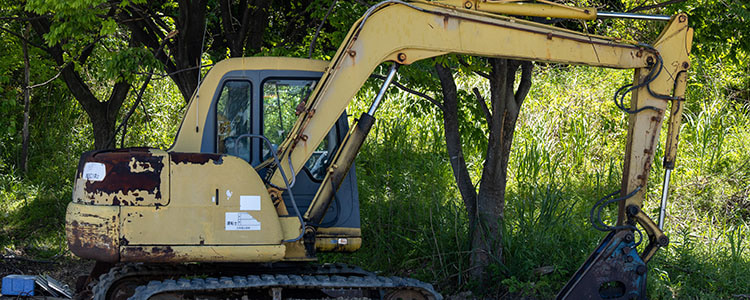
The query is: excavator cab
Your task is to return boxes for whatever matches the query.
[66,58,361,266]
[198,60,361,232]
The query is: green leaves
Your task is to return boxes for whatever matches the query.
[100,47,159,82]
[26,0,109,46]
[100,18,117,36]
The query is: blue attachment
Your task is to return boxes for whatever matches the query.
[1,275,36,296]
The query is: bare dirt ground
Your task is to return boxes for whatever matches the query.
[0,254,94,298]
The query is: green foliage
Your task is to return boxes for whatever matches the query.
[1,1,748,299]
[100,47,161,83]
[0,73,90,260]
[675,1,749,64]
[117,77,184,148]
[323,57,750,298]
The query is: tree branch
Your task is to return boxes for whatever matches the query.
[0,15,48,21]
[0,26,48,51]
[370,74,443,111]
[28,70,62,89]
[627,0,686,13]
[457,56,490,80]
[309,0,338,58]
[108,31,176,147]
[238,0,254,46]
[514,61,533,107]
[472,87,491,127]
[109,72,152,148]
[77,38,101,64]
[132,63,215,78]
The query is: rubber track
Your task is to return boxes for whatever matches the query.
[129,274,442,300]
[92,263,381,300]
[93,264,197,300]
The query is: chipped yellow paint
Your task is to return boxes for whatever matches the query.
[121,154,283,246]
[128,157,156,173]
[66,202,120,262]
[316,227,362,252]
[619,14,693,223]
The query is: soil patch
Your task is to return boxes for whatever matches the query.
[0,254,93,297]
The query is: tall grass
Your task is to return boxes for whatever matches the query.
[331,61,750,299]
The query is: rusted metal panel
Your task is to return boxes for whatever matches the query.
[65,202,119,262]
[72,148,169,206]
[120,246,176,262]
[120,245,286,263]
[169,152,224,165]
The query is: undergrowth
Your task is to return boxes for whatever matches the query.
[325,61,749,299]
[1,60,748,299]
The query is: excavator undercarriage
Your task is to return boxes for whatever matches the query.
[66,1,693,299]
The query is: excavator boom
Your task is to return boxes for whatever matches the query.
[268,1,692,297]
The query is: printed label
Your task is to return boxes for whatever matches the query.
[240,195,261,211]
[82,162,106,182]
[225,212,261,231]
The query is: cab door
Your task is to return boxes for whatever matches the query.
[208,70,360,231]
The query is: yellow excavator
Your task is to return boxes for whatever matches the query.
[65,1,693,299]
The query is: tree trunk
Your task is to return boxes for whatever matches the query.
[219,0,271,57]
[170,0,209,101]
[29,18,132,150]
[20,25,31,175]
[435,63,478,220]
[435,58,532,292]
[121,1,208,102]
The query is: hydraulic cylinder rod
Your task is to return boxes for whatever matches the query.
[305,64,399,225]
[368,64,399,115]
[658,169,671,230]
[598,11,671,21]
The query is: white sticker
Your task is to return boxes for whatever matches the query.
[83,162,106,182]
[225,212,261,231]
[240,196,261,211]
[226,190,233,199]
[338,238,348,245]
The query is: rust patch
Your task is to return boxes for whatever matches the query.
[82,149,164,201]
[67,220,119,262]
[169,152,224,165]
[121,246,177,262]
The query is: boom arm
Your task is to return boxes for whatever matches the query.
[268,0,692,292]
[270,0,663,187]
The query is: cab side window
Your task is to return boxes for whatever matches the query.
[262,79,316,160]
[262,78,333,181]
[216,81,252,161]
